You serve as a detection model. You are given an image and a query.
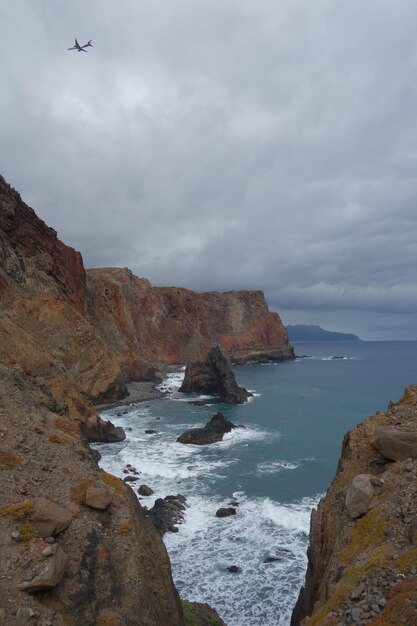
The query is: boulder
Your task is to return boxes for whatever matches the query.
[30,498,72,537]
[146,495,187,536]
[345,474,374,519]
[138,484,154,496]
[216,507,237,518]
[18,545,67,592]
[85,486,113,510]
[370,428,417,461]
[177,412,238,445]
[179,344,251,404]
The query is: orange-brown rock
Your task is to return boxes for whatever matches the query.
[0,364,185,625]
[87,267,294,370]
[292,386,417,625]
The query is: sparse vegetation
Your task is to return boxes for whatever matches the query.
[0,500,35,519]
[0,449,23,468]
[340,507,388,564]
[101,472,126,493]
[48,433,66,444]
[53,416,79,436]
[368,581,417,625]
[346,544,393,582]
[70,478,95,505]
[394,546,417,574]
[19,523,35,540]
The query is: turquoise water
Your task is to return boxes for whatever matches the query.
[97,341,417,626]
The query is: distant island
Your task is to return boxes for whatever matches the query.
[287,324,362,342]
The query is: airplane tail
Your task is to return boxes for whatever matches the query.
[86,40,93,47]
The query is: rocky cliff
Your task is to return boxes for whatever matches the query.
[87,267,294,376]
[1,175,293,405]
[292,387,417,626]
[0,173,292,624]
[0,175,187,625]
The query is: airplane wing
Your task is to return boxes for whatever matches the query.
[75,38,80,47]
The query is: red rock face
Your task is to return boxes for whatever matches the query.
[87,268,294,369]
[1,174,293,402]
[0,175,87,316]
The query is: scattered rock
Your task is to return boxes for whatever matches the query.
[227,565,240,573]
[370,428,417,461]
[85,486,113,510]
[145,429,157,434]
[19,545,68,592]
[179,344,252,404]
[177,412,238,445]
[138,484,154,496]
[216,507,237,518]
[30,497,72,537]
[264,556,282,563]
[345,474,374,519]
[123,475,139,483]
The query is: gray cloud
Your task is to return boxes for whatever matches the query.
[1,1,417,339]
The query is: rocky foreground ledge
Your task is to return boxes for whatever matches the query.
[292,385,417,626]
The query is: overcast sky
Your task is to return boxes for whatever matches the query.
[1,1,417,339]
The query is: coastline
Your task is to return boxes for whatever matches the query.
[95,380,167,411]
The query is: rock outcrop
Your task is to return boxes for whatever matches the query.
[179,344,251,403]
[291,386,417,626]
[177,412,238,445]
[146,495,187,536]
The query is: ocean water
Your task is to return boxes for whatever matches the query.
[96,341,417,626]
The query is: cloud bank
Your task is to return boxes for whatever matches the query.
[1,1,417,339]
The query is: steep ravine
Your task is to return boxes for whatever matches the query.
[292,387,417,626]
[1,173,290,624]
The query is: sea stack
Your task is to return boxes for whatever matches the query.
[180,344,251,403]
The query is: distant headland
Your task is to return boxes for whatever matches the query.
[287,324,362,342]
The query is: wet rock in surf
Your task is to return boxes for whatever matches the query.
[177,412,239,445]
[145,494,187,536]
[216,507,237,518]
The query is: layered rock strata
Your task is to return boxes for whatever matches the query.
[292,386,417,626]
[179,344,251,403]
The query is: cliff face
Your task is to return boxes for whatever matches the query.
[87,267,294,371]
[0,176,126,403]
[1,175,292,404]
[292,387,417,626]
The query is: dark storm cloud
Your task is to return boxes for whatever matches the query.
[1,1,417,339]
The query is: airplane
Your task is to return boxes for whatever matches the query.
[68,39,93,52]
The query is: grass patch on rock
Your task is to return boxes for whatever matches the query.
[0,500,35,519]
[340,508,388,564]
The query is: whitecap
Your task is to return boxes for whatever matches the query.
[256,460,299,476]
